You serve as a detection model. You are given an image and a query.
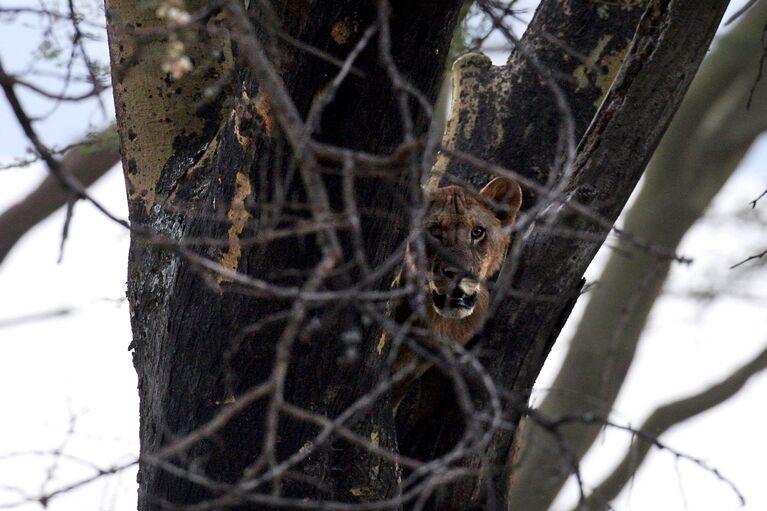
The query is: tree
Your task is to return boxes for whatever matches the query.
[2,0,755,510]
[0,0,119,263]
[0,127,119,264]
[510,3,767,509]
[103,0,731,508]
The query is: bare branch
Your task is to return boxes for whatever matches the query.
[579,344,767,509]
[750,188,767,208]
[730,247,767,269]
[512,3,767,507]
[0,128,120,264]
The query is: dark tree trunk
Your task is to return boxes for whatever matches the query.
[399,1,730,509]
[397,0,647,495]
[107,0,462,509]
[105,0,730,509]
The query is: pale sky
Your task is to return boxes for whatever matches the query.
[1,1,766,511]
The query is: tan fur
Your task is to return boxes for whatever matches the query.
[390,177,522,408]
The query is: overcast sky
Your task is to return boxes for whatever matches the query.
[1,1,766,510]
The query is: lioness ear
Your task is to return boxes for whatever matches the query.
[479,177,522,226]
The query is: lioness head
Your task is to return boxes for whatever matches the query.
[423,176,522,322]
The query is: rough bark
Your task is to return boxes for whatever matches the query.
[106,2,235,507]
[105,0,733,509]
[397,0,646,500]
[511,4,767,508]
[399,1,730,509]
[430,0,645,200]
[0,127,120,264]
[107,0,462,508]
[399,0,645,460]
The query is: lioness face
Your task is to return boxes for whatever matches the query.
[423,177,522,320]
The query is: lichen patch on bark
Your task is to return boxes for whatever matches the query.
[429,53,493,189]
[331,17,359,45]
[255,92,273,137]
[106,0,230,216]
[572,34,632,107]
[593,43,630,106]
[376,332,387,355]
[572,35,614,90]
[370,431,381,476]
[217,171,253,283]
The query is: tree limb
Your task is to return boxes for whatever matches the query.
[107,1,467,508]
[405,1,731,509]
[398,0,646,468]
[0,128,120,264]
[579,343,767,510]
[512,4,767,508]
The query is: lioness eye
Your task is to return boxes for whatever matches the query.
[471,226,486,240]
[428,225,443,240]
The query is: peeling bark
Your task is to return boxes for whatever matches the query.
[107,0,463,508]
[399,1,730,509]
[398,0,646,496]
[512,4,767,508]
[105,0,732,509]
[106,0,231,216]
[433,0,645,199]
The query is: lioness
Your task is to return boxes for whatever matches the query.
[390,176,522,408]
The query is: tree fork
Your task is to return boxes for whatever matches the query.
[399,0,731,509]
[398,0,646,481]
